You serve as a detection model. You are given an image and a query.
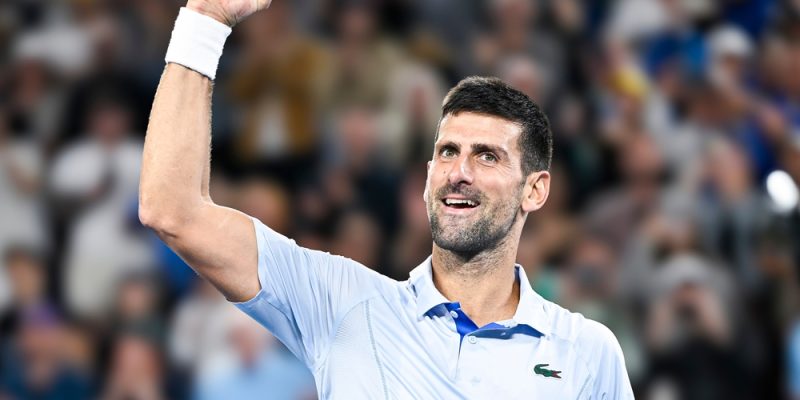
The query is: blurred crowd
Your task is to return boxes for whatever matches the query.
[1,0,800,399]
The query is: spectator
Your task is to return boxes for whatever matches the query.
[330,208,383,269]
[475,0,564,89]
[0,306,94,399]
[645,254,745,400]
[50,95,152,320]
[585,133,668,252]
[169,280,237,379]
[695,139,772,292]
[194,309,316,400]
[0,245,51,337]
[227,0,329,180]
[102,330,167,400]
[389,167,432,279]
[110,272,164,338]
[0,107,48,286]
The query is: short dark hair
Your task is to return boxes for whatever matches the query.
[436,76,553,174]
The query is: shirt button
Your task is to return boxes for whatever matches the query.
[467,336,477,344]
[450,310,459,319]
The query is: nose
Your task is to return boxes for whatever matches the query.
[447,155,474,186]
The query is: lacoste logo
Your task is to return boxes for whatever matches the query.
[533,363,562,379]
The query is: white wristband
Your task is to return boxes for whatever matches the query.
[165,7,232,80]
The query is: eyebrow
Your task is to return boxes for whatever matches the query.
[436,141,509,159]
[436,141,460,151]
[471,143,508,159]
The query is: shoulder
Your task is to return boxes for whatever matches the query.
[251,217,399,291]
[538,299,633,398]
[541,300,623,363]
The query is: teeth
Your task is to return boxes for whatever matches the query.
[444,199,477,207]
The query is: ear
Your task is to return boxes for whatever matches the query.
[423,161,431,203]
[521,171,550,213]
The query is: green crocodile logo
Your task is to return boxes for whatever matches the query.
[534,363,562,379]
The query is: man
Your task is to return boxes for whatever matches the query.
[139,0,634,398]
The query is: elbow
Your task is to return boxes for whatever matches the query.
[139,203,172,235]
[138,203,159,229]
[138,199,185,239]
[138,186,206,238]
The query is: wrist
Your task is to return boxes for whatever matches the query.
[164,7,232,80]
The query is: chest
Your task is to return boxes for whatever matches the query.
[318,299,592,399]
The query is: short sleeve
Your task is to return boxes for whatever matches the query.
[584,320,635,400]
[232,217,386,369]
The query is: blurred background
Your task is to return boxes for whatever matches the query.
[0,0,800,399]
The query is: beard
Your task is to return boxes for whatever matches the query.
[427,182,522,257]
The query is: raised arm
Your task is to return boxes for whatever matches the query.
[139,0,270,302]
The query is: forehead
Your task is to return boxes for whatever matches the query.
[436,112,522,150]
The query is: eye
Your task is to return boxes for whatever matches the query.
[440,147,457,158]
[478,152,498,163]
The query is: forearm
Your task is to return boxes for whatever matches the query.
[137,1,269,301]
[139,63,212,231]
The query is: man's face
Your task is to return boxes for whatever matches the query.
[424,112,527,255]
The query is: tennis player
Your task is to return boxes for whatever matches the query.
[139,1,635,398]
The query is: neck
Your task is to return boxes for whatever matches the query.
[430,234,521,327]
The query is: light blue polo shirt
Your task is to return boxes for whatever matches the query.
[234,218,634,399]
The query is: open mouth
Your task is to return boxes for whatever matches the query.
[441,198,480,209]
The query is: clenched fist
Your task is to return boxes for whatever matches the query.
[186,0,272,27]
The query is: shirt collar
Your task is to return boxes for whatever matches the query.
[409,257,451,319]
[408,256,551,337]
